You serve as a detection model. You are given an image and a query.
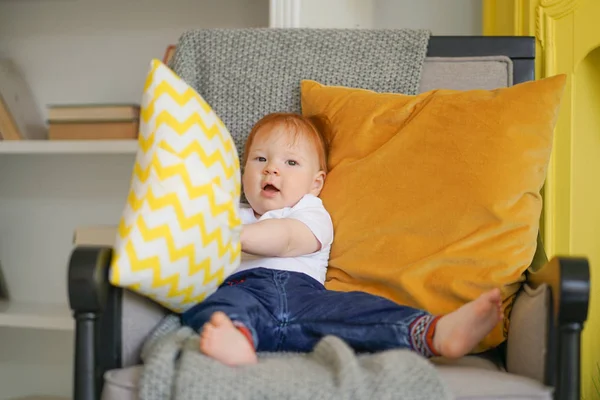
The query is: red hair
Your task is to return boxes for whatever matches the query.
[243,112,330,173]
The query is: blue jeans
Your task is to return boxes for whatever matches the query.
[181,268,437,356]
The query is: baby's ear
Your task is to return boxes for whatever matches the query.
[311,171,326,196]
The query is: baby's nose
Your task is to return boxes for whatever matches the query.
[264,165,279,175]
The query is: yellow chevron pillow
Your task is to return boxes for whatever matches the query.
[109,59,242,313]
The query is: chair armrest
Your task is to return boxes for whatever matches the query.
[527,256,590,326]
[68,245,123,400]
[526,256,590,400]
[68,246,112,313]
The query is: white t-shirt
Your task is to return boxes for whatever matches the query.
[235,194,334,285]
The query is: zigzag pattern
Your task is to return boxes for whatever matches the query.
[110,59,242,312]
[131,137,238,185]
[141,81,214,123]
[119,186,238,258]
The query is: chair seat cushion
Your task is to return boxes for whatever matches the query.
[437,366,552,400]
[101,361,552,400]
[102,366,141,400]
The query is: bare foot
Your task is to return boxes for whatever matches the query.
[433,288,503,359]
[199,311,257,366]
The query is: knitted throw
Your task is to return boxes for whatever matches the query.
[139,315,452,400]
[169,28,431,162]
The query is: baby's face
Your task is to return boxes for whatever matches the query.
[242,124,325,217]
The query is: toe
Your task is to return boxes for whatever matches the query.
[202,323,214,336]
[199,329,212,352]
[483,288,502,303]
[199,337,210,354]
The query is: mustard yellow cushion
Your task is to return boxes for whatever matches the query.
[301,76,566,351]
[110,60,242,313]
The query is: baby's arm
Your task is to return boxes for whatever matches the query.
[241,219,321,258]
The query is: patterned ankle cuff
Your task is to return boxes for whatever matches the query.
[409,315,442,358]
[232,321,255,349]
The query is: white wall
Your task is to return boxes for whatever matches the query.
[0,0,269,119]
[300,0,482,34]
[299,0,374,28]
[373,0,483,35]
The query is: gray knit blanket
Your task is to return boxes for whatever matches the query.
[170,28,431,161]
[139,315,452,400]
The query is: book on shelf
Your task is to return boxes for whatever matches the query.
[163,44,177,65]
[47,103,140,140]
[0,95,21,140]
[0,58,47,140]
[48,119,139,140]
[47,103,140,122]
[73,225,118,247]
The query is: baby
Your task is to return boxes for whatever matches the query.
[181,112,503,366]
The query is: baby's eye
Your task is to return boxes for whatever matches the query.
[286,160,298,166]
[255,156,266,162]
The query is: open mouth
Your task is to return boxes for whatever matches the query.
[262,183,280,193]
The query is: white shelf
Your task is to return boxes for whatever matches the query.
[0,301,73,331]
[0,140,138,154]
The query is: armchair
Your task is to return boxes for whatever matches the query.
[68,30,590,400]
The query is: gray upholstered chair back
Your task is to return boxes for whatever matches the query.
[120,28,515,367]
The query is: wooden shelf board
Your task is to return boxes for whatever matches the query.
[0,140,138,154]
[0,300,73,331]
[5,397,69,400]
